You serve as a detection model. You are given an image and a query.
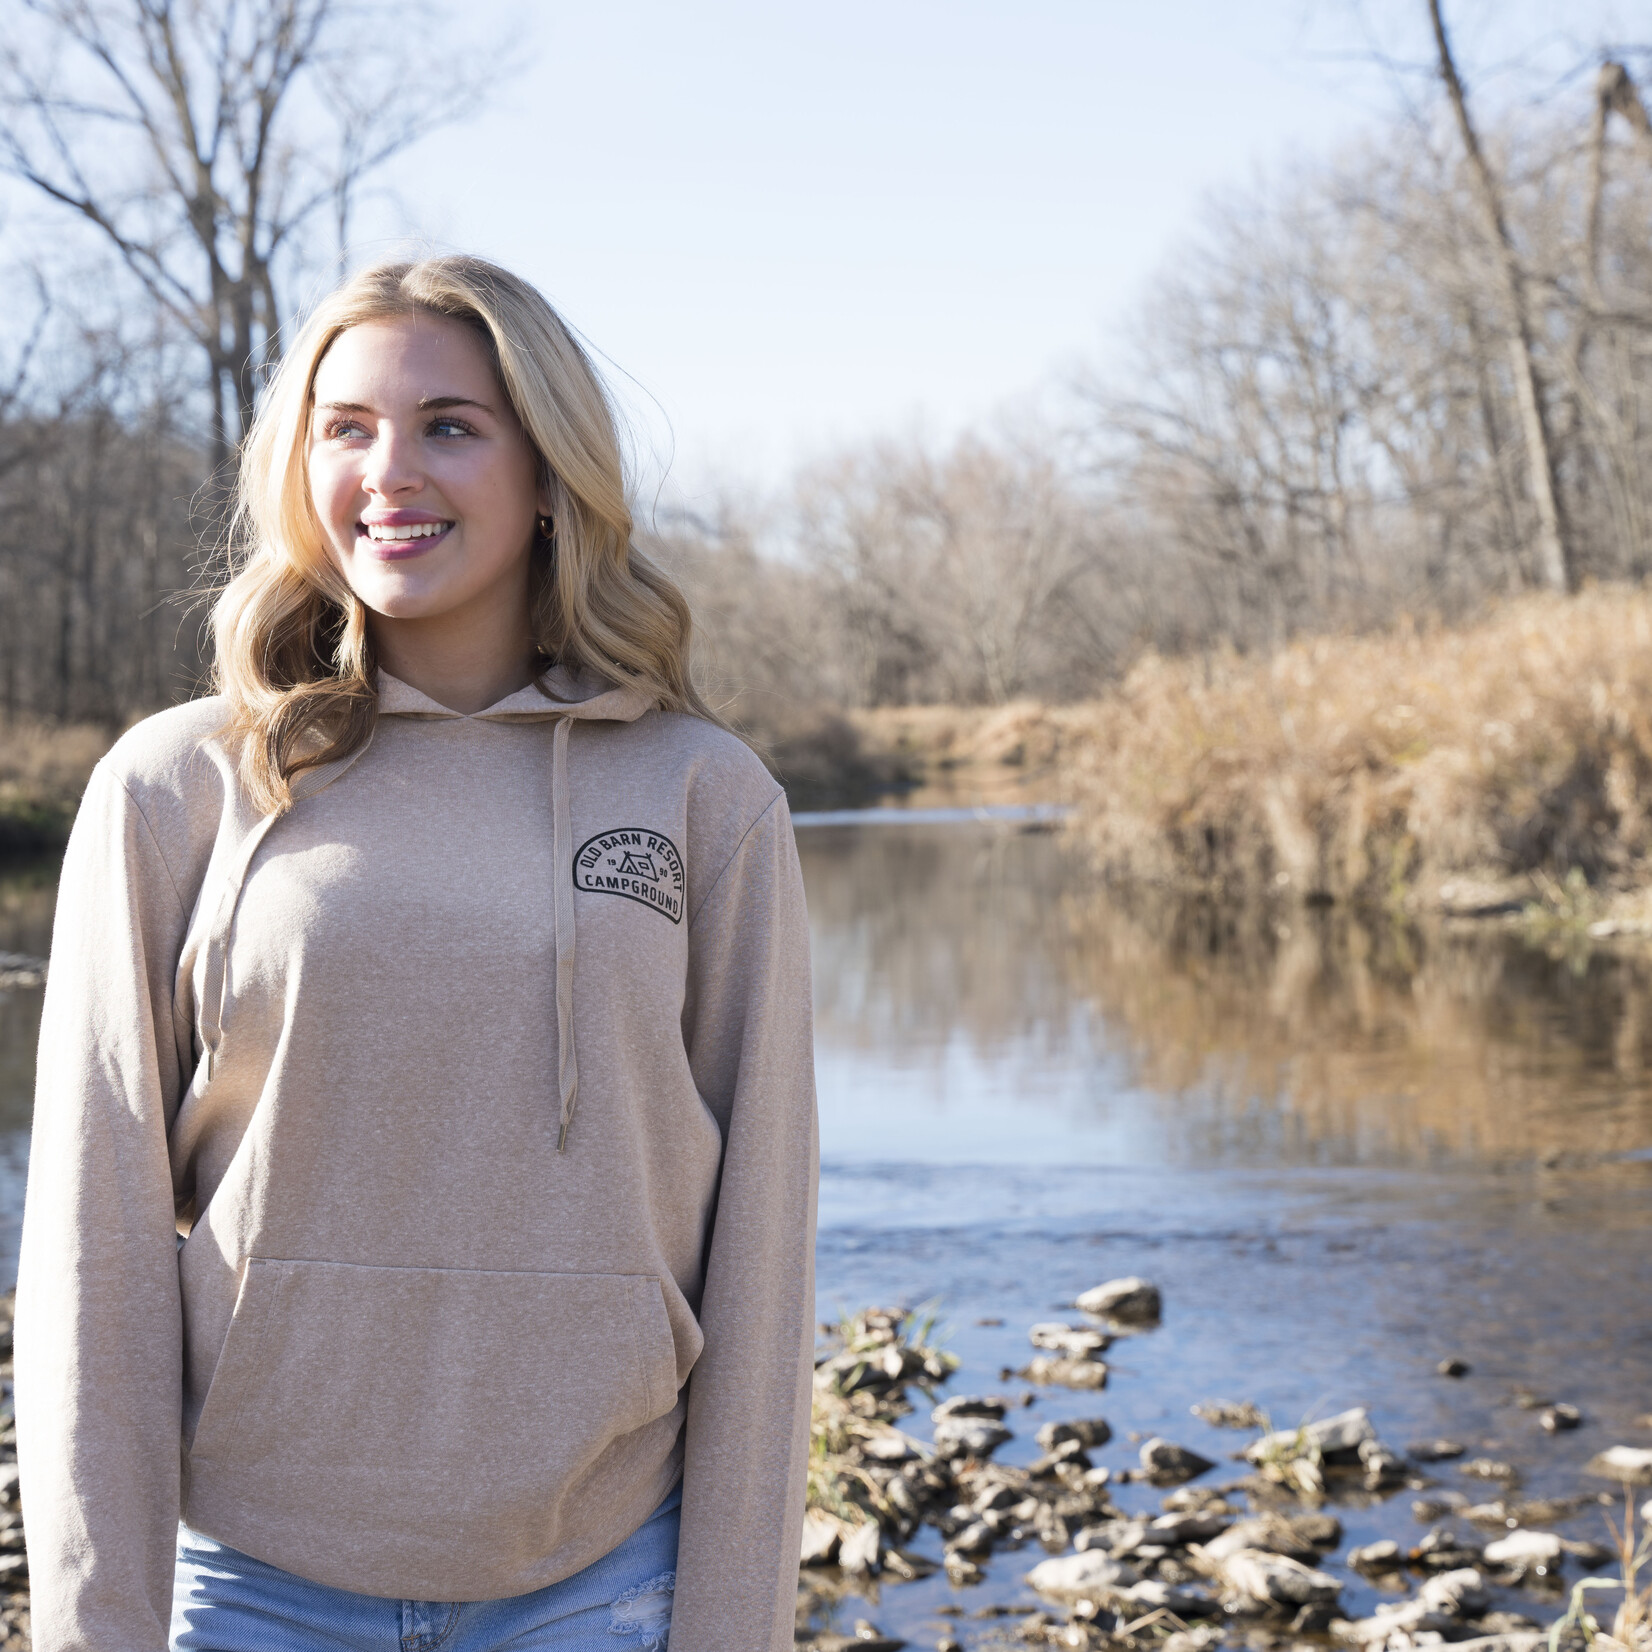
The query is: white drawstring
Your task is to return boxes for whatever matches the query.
[551,715,579,1151]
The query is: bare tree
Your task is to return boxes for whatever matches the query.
[1426,0,1571,590]
[0,0,495,470]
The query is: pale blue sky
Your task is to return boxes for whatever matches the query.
[7,0,1634,499]
[360,0,1640,502]
[370,0,1374,497]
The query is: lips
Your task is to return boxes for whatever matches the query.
[356,518,454,559]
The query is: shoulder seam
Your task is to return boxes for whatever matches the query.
[687,789,786,929]
[109,770,190,924]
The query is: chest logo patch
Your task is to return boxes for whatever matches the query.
[574,829,685,924]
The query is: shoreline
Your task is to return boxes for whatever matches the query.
[799,1295,1652,1652]
[13,586,1652,945]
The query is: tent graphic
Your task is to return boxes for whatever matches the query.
[617,851,658,880]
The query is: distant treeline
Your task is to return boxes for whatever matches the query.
[5,55,1652,737]
[657,82,1652,743]
[0,375,208,723]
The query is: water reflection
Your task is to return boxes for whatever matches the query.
[800,822,1652,1174]
[0,862,53,1139]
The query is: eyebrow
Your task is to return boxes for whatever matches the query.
[312,396,498,416]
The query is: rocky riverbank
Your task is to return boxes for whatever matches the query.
[799,1290,1652,1652]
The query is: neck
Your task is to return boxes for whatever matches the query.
[369,610,539,716]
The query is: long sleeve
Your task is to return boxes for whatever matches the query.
[16,765,190,1652]
[671,793,818,1652]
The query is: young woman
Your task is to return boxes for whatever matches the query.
[15,256,818,1652]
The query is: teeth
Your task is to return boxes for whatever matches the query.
[365,521,450,541]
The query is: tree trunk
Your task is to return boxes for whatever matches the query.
[1427,0,1571,591]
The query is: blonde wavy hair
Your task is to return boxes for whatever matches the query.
[213,254,714,812]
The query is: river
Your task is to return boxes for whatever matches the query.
[2,820,1651,1646]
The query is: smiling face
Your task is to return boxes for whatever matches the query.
[306,312,548,630]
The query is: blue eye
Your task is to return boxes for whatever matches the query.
[430,417,474,439]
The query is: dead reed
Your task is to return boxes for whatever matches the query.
[0,718,112,854]
[850,588,1652,912]
[1064,586,1652,908]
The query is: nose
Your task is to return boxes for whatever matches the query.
[360,421,425,499]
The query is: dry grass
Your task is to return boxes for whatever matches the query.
[849,588,1652,911]
[0,718,113,854]
[1063,586,1652,908]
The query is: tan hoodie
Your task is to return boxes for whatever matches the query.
[15,668,818,1652]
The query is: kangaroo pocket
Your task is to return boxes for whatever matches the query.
[189,1259,679,1518]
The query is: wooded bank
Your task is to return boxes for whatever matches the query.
[13,589,1652,937]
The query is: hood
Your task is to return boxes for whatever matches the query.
[376,665,654,726]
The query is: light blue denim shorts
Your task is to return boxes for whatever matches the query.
[171,1483,681,1652]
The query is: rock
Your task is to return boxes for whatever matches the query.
[1026,1550,1141,1602]
[860,1429,922,1462]
[1077,1518,1148,1556]
[1437,1357,1471,1377]
[1360,1439,1407,1485]
[838,1520,882,1575]
[1440,1637,1544,1652]
[1076,1277,1162,1324]
[1200,1514,1324,1565]
[1119,1579,1220,1617]
[1411,1492,1469,1520]
[932,1395,1010,1421]
[1291,1513,1343,1548]
[1585,1445,1652,1484]
[1410,1527,1485,1570]
[851,1622,904,1651]
[1019,1355,1109,1389]
[970,1482,1021,1513]
[1029,1445,1090,1477]
[1192,1400,1267,1429]
[942,1550,983,1585]
[1149,1510,1233,1545]
[1215,1547,1342,1606]
[1029,1321,1111,1357]
[1560,1538,1613,1567]
[1140,1438,1216,1482]
[1484,1530,1563,1568]
[885,1470,925,1523]
[1408,1439,1467,1461]
[1163,1632,1225,1652]
[1338,1569,1487,1646]
[1348,1540,1404,1570]
[1540,1403,1582,1433]
[1338,1606,1454,1645]
[932,1417,1011,1460]
[946,1520,994,1557]
[1036,1417,1112,1451]
[1419,1568,1489,1616]
[1247,1407,1376,1463]
[1479,1613,1542,1635]
[800,1509,844,1566]
[1459,1457,1517,1481]
[879,1548,934,1581]
[1162,1485,1231,1512]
